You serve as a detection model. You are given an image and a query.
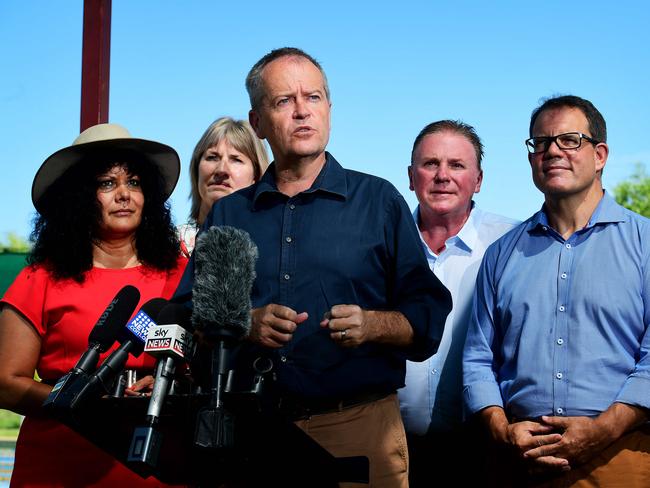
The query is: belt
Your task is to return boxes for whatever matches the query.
[278,390,394,420]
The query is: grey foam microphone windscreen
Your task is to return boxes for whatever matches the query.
[192,226,258,341]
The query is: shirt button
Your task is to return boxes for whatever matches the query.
[284,274,290,280]
[431,369,438,375]
[285,236,292,243]
[556,372,563,379]
[289,204,296,210]
[280,356,287,363]
[561,273,567,279]
[566,243,571,249]
[556,407,564,415]
[542,226,548,231]
[557,338,564,345]
[559,305,565,312]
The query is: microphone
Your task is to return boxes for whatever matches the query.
[192,226,258,449]
[128,303,193,469]
[68,298,168,410]
[43,285,141,410]
[192,225,257,341]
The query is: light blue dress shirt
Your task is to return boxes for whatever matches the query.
[464,192,650,420]
[399,203,518,435]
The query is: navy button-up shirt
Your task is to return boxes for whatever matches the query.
[175,153,451,400]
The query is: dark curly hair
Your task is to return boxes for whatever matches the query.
[29,150,180,282]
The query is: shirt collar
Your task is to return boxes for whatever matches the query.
[252,152,347,207]
[528,191,626,233]
[413,201,479,256]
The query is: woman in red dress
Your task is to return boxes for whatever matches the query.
[0,123,187,487]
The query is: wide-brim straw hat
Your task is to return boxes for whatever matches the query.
[32,123,180,213]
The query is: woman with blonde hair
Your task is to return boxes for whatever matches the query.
[179,117,269,256]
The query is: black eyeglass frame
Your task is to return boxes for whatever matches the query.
[525,132,601,154]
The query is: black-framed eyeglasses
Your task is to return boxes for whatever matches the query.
[525,132,600,154]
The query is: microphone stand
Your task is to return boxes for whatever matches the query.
[128,357,176,469]
[194,333,237,449]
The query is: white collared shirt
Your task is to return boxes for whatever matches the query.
[399,203,519,435]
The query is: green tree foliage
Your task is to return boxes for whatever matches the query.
[613,163,650,217]
[0,410,22,429]
[0,409,22,439]
[1,232,30,253]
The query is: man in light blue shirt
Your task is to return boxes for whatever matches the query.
[398,120,518,487]
[464,95,650,486]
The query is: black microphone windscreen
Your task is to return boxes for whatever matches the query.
[192,226,258,341]
[140,298,168,322]
[87,285,141,351]
[157,302,193,332]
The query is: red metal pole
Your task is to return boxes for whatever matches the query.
[80,0,112,131]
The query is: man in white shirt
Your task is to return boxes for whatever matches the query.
[398,120,518,486]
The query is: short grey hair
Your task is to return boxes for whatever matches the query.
[245,47,330,110]
[411,120,484,170]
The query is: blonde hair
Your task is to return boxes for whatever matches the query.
[189,117,269,223]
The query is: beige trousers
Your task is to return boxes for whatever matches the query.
[490,425,650,488]
[294,393,409,488]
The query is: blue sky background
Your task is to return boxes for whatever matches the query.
[2,1,649,241]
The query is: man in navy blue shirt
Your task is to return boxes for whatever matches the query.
[176,47,451,487]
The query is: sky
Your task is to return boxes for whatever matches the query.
[1,1,649,241]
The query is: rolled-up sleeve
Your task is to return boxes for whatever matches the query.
[387,190,452,362]
[615,250,650,409]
